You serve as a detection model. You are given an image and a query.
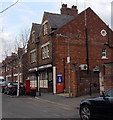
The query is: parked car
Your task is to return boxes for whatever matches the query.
[1,81,10,93]
[79,88,113,120]
[4,82,25,95]
[4,82,18,95]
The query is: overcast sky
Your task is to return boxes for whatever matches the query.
[0,0,113,62]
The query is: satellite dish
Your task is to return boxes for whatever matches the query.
[101,29,107,36]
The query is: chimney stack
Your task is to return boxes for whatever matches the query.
[60,4,78,16]
[62,4,67,8]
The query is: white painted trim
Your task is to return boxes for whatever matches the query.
[42,20,48,25]
[14,74,18,77]
[6,75,11,78]
[53,66,56,94]
[29,67,37,72]
[41,41,50,48]
[30,49,36,53]
[38,64,52,70]
[99,72,104,93]
[101,57,108,59]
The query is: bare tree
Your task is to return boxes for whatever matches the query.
[14,28,30,96]
[14,28,30,52]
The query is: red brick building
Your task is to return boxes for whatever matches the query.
[2,48,28,84]
[27,4,78,92]
[2,53,18,82]
[27,23,40,88]
[52,7,113,96]
[27,4,113,96]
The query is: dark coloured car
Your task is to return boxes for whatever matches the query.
[79,88,113,120]
[4,82,18,95]
[1,81,11,93]
[4,82,25,95]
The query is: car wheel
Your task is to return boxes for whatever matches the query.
[7,90,10,95]
[4,89,7,94]
[80,105,91,120]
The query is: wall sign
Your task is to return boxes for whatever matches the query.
[57,74,62,83]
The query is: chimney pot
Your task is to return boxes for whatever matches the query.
[72,5,77,10]
[62,4,67,8]
[61,4,78,16]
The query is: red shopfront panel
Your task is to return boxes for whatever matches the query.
[25,79,30,92]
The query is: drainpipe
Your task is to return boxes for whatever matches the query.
[85,28,89,74]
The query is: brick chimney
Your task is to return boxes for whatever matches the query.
[18,47,24,58]
[60,4,78,16]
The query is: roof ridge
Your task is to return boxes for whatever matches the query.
[44,11,76,17]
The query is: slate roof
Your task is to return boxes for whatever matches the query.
[32,23,41,35]
[31,12,76,35]
[44,12,75,29]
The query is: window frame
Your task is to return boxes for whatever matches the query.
[42,20,48,36]
[102,48,107,59]
[31,31,36,43]
[30,49,36,63]
[41,42,50,60]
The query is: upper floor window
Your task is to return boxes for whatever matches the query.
[41,42,50,59]
[30,49,36,63]
[102,48,107,59]
[44,23,48,35]
[32,31,35,43]
[43,20,48,36]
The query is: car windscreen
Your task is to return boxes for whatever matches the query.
[13,83,18,86]
[104,88,113,97]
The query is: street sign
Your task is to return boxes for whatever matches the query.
[67,56,70,63]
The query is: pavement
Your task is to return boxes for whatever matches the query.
[35,92,99,109]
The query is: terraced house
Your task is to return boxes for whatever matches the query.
[2,48,28,84]
[27,4,113,97]
[2,4,113,97]
[27,4,78,93]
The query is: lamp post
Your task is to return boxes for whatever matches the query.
[56,34,71,97]
[67,37,71,97]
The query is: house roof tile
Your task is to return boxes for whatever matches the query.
[44,12,75,29]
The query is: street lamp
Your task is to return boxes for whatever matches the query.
[56,34,71,97]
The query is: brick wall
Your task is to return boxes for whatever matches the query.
[53,7,113,96]
[103,63,113,91]
[2,50,27,83]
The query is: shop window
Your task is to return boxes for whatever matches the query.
[39,71,48,88]
[29,75,37,87]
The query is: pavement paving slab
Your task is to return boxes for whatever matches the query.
[35,92,99,108]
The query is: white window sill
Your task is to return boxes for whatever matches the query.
[101,57,108,59]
